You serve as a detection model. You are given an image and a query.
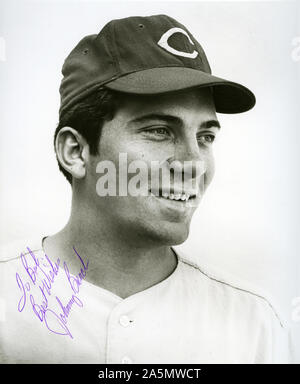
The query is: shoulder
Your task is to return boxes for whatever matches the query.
[175,247,286,329]
[0,237,49,363]
[0,237,44,262]
[0,237,45,286]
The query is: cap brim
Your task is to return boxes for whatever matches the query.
[104,67,255,114]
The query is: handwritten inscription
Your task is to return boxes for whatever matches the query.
[16,247,89,338]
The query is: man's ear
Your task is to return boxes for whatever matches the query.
[55,127,89,180]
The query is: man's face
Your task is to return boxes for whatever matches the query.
[86,87,219,246]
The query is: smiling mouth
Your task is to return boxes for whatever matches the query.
[149,189,197,202]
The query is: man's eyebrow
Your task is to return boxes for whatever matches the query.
[128,113,182,126]
[201,119,221,129]
[128,113,221,129]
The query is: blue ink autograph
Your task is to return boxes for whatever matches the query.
[16,247,89,339]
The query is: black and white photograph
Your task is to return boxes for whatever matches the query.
[0,0,299,366]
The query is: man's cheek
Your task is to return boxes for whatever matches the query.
[203,159,215,190]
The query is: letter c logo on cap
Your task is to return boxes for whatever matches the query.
[157,27,198,59]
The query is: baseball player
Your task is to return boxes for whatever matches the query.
[0,14,292,363]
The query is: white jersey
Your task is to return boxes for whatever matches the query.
[0,237,292,363]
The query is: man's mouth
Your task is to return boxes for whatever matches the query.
[149,188,198,202]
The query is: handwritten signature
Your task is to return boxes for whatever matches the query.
[16,247,89,339]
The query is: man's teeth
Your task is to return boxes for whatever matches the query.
[161,192,190,201]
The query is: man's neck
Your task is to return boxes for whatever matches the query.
[42,221,178,299]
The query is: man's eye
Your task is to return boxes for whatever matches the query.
[148,127,169,135]
[197,134,215,145]
[143,127,171,138]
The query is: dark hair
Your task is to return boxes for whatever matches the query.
[54,87,120,184]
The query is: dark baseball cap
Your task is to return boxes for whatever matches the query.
[59,14,256,116]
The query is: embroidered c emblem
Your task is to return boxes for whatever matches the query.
[157,27,198,59]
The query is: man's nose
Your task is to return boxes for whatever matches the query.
[167,137,205,180]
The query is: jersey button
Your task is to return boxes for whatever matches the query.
[119,314,131,327]
[121,356,132,364]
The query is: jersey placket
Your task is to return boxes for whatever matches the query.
[105,294,144,364]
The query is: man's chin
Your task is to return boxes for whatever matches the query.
[145,221,191,247]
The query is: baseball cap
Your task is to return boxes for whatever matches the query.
[59,14,256,116]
